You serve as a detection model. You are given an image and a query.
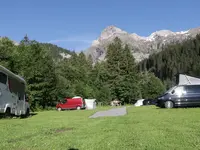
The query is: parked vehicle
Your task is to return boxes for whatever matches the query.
[56,96,86,111]
[0,65,30,117]
[156,84,200,108]
[143,99,157,105]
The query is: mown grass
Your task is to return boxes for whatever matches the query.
[1,106,200,150]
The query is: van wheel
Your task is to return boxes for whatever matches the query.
[76,106,81,110]
[5,108,11,118]
[165,101,174,109]
[57,107,62,111]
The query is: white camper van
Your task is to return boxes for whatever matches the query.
[0,65,30,117]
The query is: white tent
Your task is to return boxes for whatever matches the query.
[85,99,96,110]
[178,74,200,85]
[134,99,145,107]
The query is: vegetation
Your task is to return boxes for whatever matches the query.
[0,36,165,110]
[1,106,200,149]
[139,34,200,89]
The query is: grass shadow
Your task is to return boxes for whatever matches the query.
[155,106,200,109]
[30,112,38,116]
[0,112,38,119]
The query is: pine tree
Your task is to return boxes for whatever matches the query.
[105,37,140,103]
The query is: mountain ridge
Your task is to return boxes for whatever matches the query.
[85,25,200,63]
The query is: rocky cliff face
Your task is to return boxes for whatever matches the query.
[84,25,200,63]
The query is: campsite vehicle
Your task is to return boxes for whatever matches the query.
[156,74,200,108]
[143,99,157,105]
[56,96,86,111]
[0,65,30,117]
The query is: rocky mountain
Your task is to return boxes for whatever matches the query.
[84,25,200,63]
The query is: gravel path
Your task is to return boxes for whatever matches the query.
[89,107,127,118]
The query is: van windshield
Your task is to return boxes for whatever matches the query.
[0,72,7,84]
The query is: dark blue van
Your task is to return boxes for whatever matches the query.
[156,84,200,108]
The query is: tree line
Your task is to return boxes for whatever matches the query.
[0,36,165,110]
[139,34,200,89]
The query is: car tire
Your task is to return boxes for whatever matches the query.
[57,107,62,111]
[76,106,81,110]
[164,101,174,109]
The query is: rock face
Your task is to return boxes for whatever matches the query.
[84,25,200,63]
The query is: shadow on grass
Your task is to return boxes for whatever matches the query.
[155,106,200,109]
[30,112,38,116]
[68,148,79,150]
[20,112,38,119]
[0,112,38,119]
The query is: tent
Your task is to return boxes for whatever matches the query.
[134,99,145,107]
[178,74,200,85]
[85,99,96,110]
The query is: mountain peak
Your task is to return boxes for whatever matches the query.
[99,25,127,41]
[103,25,123,32]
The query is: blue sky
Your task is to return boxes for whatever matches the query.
[0,0,200,51]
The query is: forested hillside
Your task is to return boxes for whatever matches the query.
[40,43,72,60]
[0,36,165,110]
[139,34,200,89]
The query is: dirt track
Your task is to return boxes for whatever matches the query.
[89,107,127,118]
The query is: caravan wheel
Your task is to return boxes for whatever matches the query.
[4,108,11,118]
[76,106,81,110]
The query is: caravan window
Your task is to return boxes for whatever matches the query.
[0,72,7,84]
[8,77,25,100]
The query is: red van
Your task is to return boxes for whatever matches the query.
[56,97,85,111]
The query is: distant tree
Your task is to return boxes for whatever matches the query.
[0,37,16,71]
[139,72,165,99]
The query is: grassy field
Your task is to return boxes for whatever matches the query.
[1,106,200,150]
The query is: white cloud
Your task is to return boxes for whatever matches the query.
[47,35,96,44]
[48,38,92,44]
[47,34,98,51]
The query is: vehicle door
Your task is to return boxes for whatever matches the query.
[16,93,25,115]
[69,99,76,109]
[171,86,187,106]
[63,99,71,109]
[13,81,25,115]
[72,99,80,108]
[185,85,200,107]
[0,72,11,112]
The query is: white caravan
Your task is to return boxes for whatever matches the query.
[0,65,30,117]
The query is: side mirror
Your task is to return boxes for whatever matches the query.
[171,90,175,94]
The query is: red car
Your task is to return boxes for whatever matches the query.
[56,97,86,111]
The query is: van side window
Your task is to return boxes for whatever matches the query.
[0,72,7,84]
[186,85,200,93]
[173,86,186,95]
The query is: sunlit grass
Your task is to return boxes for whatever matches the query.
[1,106,200,150]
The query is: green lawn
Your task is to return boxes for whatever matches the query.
[1,106,200,150]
